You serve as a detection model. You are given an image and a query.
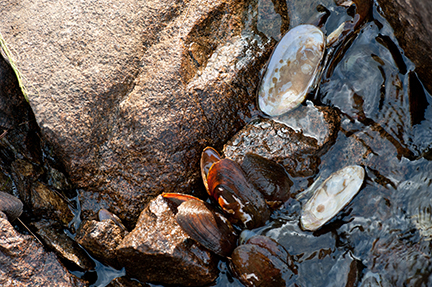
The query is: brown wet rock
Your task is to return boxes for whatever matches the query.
[10,158,43,206]
[107,277,149,287]
[31,219,95,271]
[376,0,432,94]
[116,195,218,286]
[0,217,86,286]
[31,181,75,226]
[223,105,340,177]
[1,0,277,228]
[75,218,128,268]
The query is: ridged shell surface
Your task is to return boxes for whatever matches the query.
[258,25,325,116]
[300,165,365,231]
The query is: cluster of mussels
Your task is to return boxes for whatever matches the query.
[163,147,365,285]
[163,147,297,286]
[161,1,372,284]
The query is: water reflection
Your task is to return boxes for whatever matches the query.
[214,0,432,286]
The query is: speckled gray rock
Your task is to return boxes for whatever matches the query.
[0,0,280,228]
[223,104,340,177]
[116,195,218,286]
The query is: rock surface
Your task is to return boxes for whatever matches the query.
[75,218,128,268]
[32,219,95,271]
[116,195,218,286]
[0,0,280,227]
[376,0,432,94]
[223,104,340,177]
[0,216,86,286]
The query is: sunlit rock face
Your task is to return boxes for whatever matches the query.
[0,0,281,227]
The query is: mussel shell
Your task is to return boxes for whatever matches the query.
[300,165,365,231]
[0,191,23,222]
[200,147,221,194]
[241,153,293,209]
[207,159,270,229]
[98,208,127,231]
[231,235,296,287]
[162,193,238,257]
[258,24,325,117]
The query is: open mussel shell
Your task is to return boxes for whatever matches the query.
[241,153,293,209]
[162,193,238,257]
[200,147,221,194]
[300,165,365,231]
[0,191,23,222]
[207,159,270,229]
[231,235,297,287]
[258,24,326,117]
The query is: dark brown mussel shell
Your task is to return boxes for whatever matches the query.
[231,235,297,287]
[241,153,293,209]
[0,191,23,222]
[200,147,222,194]
[162,193,238,257]
[207,159,270,229]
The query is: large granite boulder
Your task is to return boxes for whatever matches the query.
[0,0,283,227]
[376,0,432,94]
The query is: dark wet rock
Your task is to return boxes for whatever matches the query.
[0,191,23,222]
[223,105,340,177]
[0,217,86,286]
[365,231,432,286]
[1,0,277,228]
[31,181,74,226]
[0,54,42,166]
[31,219,94,271]
[376,0,432,94]
[75,218,128,268]
[117,195,218,286]
[107,276,150,287]
[10,158,43,206]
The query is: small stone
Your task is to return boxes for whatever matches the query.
[75,219,128,268]
[116,195,218,286]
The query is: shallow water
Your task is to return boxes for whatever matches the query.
[76,0,432,286]
[209,0,432,286]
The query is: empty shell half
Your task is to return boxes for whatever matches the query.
[300,165,365,231]
[258,24,326,117]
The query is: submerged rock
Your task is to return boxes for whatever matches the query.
[0,217,86,286]
[116,195,218,286]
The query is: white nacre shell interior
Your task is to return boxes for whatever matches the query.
[258,24,325,116]
[300,165,365,231]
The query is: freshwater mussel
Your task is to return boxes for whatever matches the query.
[0,191,23,222]
[166,146,366,285]
[258,0,372,117]
[231,235,297,287]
